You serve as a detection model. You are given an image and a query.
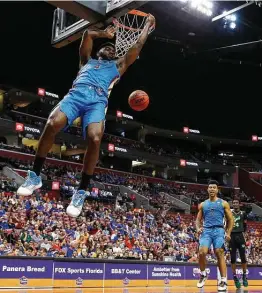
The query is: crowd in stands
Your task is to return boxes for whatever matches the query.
[0,177,261,265]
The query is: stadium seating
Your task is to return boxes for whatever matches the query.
[0,157,262,263]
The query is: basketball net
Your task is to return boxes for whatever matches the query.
[113,10,154,58]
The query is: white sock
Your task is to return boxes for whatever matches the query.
[221,277,227,283]
[201,270,206,276]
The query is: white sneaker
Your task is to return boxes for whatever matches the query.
[218,281,227,292]
[197,274,207,288]
[66,190,87,218]
[17,170,42,196]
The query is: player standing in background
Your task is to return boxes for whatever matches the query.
[196,180,234,292]
[17,14,155,218]
[230,198,248,288]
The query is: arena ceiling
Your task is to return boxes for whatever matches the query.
[0,1,262,140]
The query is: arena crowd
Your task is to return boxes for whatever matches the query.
[0,173,262,264]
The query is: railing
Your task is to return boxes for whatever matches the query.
[0,147,234,189]
[171,193,192,205]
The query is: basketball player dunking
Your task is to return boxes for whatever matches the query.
[196,180,234,292]
[17,14,155,217]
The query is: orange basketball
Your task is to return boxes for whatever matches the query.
[128,90,149,111]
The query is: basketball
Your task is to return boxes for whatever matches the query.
[128,90,149,111]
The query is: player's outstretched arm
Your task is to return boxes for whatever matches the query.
[117,14,155,75]
[79,26,115,67]
[196,203,203,234]
[224,201,234,238]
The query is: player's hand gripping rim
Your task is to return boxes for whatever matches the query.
[104,25,116,39]
[146,14,156,33]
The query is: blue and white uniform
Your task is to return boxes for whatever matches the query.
[59,58,120,137]
[199,198,225,249]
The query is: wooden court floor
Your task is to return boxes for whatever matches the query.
[0,287,260,293]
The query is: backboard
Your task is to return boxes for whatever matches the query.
[50,0,148,48]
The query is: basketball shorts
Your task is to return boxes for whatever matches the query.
[199,227,225,249]
[59,84,108,138]
[229,232,246,250]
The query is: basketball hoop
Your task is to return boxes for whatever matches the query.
[113,10,154,58]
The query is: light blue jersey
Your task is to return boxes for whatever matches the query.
[73,58,120,97]
[59,58,120,138]
[199,198,226,249]
[203,198,225,228]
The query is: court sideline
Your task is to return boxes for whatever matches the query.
[0,287,259,293]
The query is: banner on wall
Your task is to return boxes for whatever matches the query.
[0,258,53,287]
[38,88,59,99]
[0,258,261,288]
[180,159,198,167]
[104,263,147,287]
[183,127,200,134]
[15,122,40,134]
[53,261,104,287]
[108,143,127,153]
[251,135,262,142]
[116,110,133,120]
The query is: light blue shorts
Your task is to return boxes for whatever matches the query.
[199,227,225,249]
[59,84,107,138]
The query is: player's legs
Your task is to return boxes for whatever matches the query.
[198,246,209,271]
[35,107,68,166]
[215,248,227,282]
[229,236,241,288]
[237,234,248,287]
[17,87,84,196]
[81,99,106,186]
[197,231,211,288]
[66,97,106,218]
[17,106,68,196]
[82,121,104,177]
[213,228,227,291]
